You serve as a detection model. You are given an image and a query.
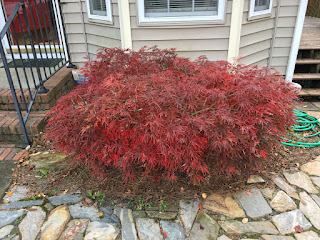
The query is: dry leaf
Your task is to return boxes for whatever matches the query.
[118,203,123,207]
[63,189,69,195]
[94,201,98,207]
[97,212,104,217]
[5,191,14,197]
[246,190,251,195]
[294,225,304,233]
[202,193,207,199]
[3,200,9,203]
[199,224,204,230]
[300,199,307,205]
[28,208,37,212]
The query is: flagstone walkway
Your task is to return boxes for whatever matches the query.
[1,150,320,239]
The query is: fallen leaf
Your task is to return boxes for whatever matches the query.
[5,191,14,197]
[118,203,122,207]
[51,178,55,183]
[3,200,9,203]
[242,218,248,224]
[180,187,184,192]
[163,231,167,238]
[62,189,69,195]
[28,208,37,212]
[202,193,207,199]
[97,212,104,217]
[145,195,153,201]
[200,224,204,230]
[94,201,98,207]
[294,225,304,233]
[246,190,251,195]
[300,199,307,205]
[28,165,35,171]
[199,203,203,211]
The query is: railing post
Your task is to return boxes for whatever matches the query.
[0,39,31,147]
[58,0,75,68]
[20,0,49,93]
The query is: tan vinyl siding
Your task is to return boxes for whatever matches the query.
[129,0,233,61]
[239,0,299,74]
[61,0,121,66]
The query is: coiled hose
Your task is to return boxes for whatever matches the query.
[281,109,320,147]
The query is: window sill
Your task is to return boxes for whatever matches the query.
[87,17,113,25]
[137,17,226,27]
[247,12,272,21]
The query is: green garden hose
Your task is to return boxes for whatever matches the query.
[281,109,320,147]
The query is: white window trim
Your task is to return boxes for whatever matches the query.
[85,0,112,22]
[137,0,226,25]
[249,0,273,18]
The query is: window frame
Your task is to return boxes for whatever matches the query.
[137,0,226,25]
[86,0,112,22]
[248,0,273,18]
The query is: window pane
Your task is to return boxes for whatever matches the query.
[144,0,218,17]
[89,0,107,16]
[254,0,270,11]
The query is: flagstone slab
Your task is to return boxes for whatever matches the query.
[311,176,320,188]
[19,206,46,240]
[29,152,68,171]
[146,211,177,220]
[299,191,320,230]
[40,205,70,240]
[48,195,82,206]
[189,211,219,240]
[271,209,312,234]
[218,221,279,235]
[3,186,28,202]
[217,236,231,240]
[1,199,44,209]
[179,200,200,233]
[272,175,299,200]
[283,172,319,194]
[136,218,163,240]
[261,188,276,199]
[160,221,184,240]
[114,208,138,240]
[270,191,296,212]
[84,221,120,240]
[312,194,320,207]
[0,225,14,239]
[247,175,265,183]
[69,203,100,222]
[0,210,26,228]
[59,219,89,240]
[301,161,320,177]
[294,230,320,240]
[234,188,272,218]
[261,236,295,240]
[203,194,245,218]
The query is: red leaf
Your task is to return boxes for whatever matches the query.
[294,225,304,233]
[163,231,167,238]
[260,150,268,159]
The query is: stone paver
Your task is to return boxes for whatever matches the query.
[1,199,44,209]
[261,188,276,199]
[59,219,89,240]
[311,176,320,188]
[294,230,320,240]
[203,194,245,218]
[0,225,14,239]
[3,185,28,202]
[271,209,312,234]
[261,236,295,240]
[312,194,320,207]
[40,205,70,240]
[283,172,319,194]
[69,203,100,221]
[114,208,138,240]
[218,220,279,235]
[136,218,163,240]
[160,221,184,240]
[299,191,320,230]
[217,236,231,240]
[301,161,320,177]
[146,211,177,220]
[48,194,82,206]
[19,206,46,240]
[247,175,265,183]
[235,188,272,218]
[272,175,300,199]
[84,221,120,240]
[179,200,199,233]
[189,211,219,240]
[270,191,296,212]
[0,210,25,228]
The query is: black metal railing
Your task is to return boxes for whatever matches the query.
[0,0,74,147]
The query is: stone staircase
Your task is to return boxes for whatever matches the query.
[0,67,75,144]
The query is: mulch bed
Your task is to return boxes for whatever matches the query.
[10,128,320,209]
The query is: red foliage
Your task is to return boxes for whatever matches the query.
[45,47,298,183]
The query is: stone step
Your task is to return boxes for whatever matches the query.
[293,73,320,81]
[296,58,320,64]
[0,110,47,143]
[0,67,75,111]
[298,88,320,97]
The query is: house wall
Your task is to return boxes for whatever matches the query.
[60,0,300,75]
[239,0,299,74]
[60,0,121,67]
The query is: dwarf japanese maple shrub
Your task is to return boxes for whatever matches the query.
[45,47,298,183]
